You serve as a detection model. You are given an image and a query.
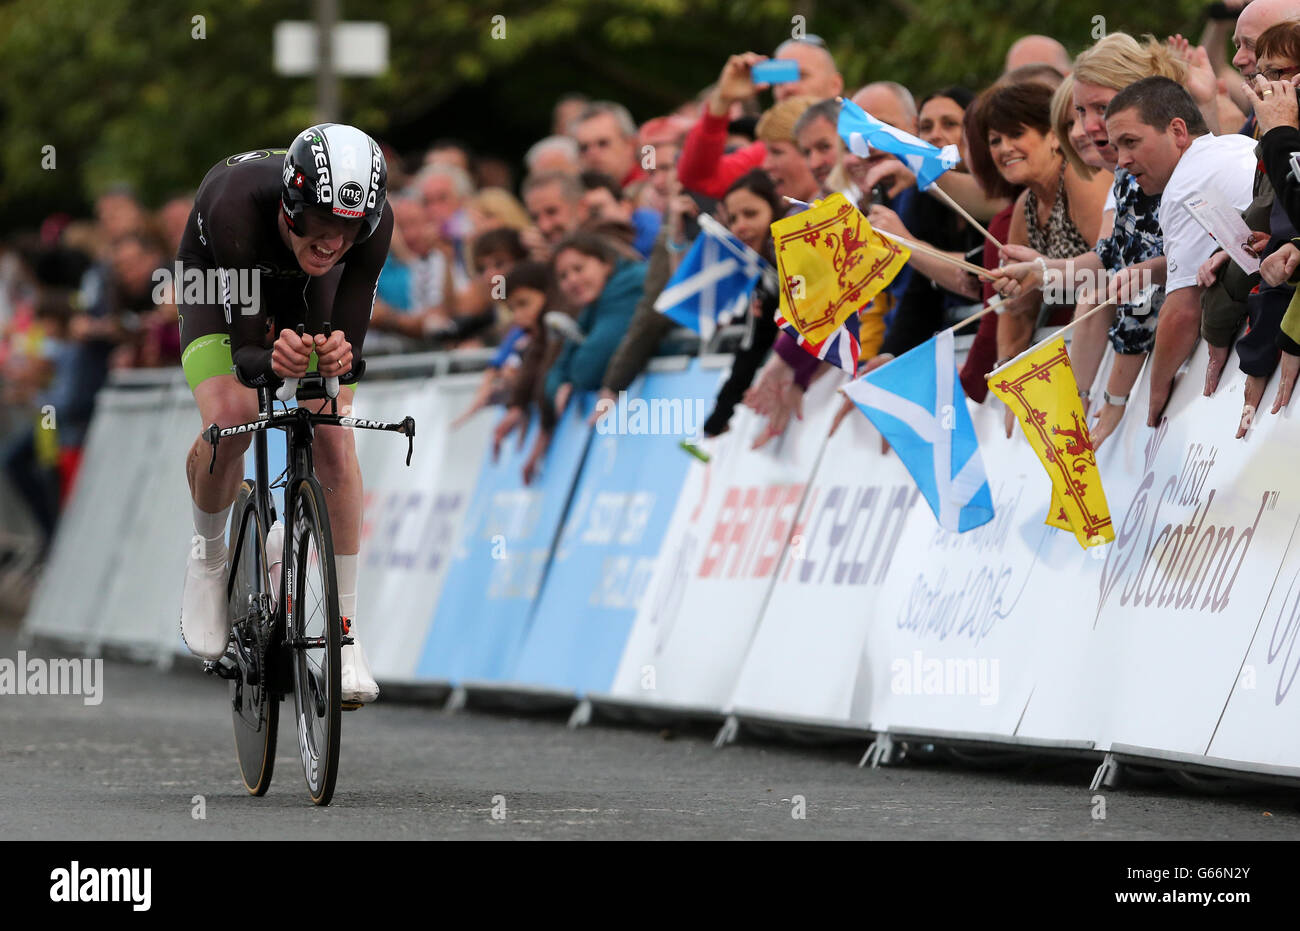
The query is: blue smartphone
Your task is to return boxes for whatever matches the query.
[751,59,799,85]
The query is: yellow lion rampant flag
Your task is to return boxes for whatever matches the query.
[771,192,909,346]
[986,337,1113,548]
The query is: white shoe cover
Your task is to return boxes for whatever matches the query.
[181,548,230,660]
[340,633,379,704]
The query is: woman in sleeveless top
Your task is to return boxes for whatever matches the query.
[1024,166,1092,265]
[959,80,1113,401]
[974,81,1113,434]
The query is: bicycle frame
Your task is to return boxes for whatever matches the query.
[205,374,415,686]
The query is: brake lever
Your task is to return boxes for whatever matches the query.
[402,416,416,466]
[205,424,220,474]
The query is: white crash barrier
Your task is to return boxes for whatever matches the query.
[97,381,208,659]
[22,370,491,679]
[22,340,1300,784]
[23,383,182,655]
[605,340,1300,778]
[351,373,493,682]
[1014,347,1299,771]
[604,369,847,711]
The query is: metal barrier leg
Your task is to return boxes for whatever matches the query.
[567,699,592,730]
[445,685,468,714]
[860,733,896,768]
[1090,752,1119,791]
[712,714,740,748]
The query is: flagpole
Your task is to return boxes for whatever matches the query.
[781,196,998,281]
[926,183,1004,250]
[873,228,1000,280]
[984,297,1119,381]
[945,296,1007,335]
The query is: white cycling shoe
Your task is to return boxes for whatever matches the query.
[340,626,379,705]
[180,546,230,660]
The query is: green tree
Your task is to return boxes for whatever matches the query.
[0,0,1217,233]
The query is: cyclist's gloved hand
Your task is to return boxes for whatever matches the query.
[272,328,315,379]
[313,329,353,379]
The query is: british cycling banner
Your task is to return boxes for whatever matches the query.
[605,369,846,710]
[725,402,925,729]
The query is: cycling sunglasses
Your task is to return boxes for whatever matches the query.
[291,206,366,242]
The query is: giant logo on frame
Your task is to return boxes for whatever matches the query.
[1095,422,1275,626]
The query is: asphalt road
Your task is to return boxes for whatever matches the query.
[0,622,1297,841]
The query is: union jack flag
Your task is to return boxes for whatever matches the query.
[774,303,862,374]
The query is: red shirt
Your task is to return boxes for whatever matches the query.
[677,108,766,200]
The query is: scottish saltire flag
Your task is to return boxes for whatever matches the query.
[654,213,768,340]
[842,329,994,532]
[837,97,960,191]
[775,303,861,374]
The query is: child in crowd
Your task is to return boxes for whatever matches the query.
[702,169,785,436]
[511,232,646,483]
[452,260,551,428]
[433,226,528,348]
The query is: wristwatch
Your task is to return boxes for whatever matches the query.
[1103,390,1129,406]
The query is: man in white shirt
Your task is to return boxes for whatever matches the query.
[1105,75,1257,428]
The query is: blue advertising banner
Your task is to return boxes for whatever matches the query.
[415,399,594,682]
[511,363,724,693]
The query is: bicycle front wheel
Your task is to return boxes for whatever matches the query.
[287,476,342,806]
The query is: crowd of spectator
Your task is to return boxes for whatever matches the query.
[7,0,1300,560]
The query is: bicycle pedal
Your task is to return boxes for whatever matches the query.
[341,700,364,711]
[341,635,355,646]
[204,655,241,681]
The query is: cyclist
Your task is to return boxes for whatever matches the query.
[177,124,393,704]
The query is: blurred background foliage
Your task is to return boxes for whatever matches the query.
[0,0,1209,232]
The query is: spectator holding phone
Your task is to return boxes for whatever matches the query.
[677,41,843,200]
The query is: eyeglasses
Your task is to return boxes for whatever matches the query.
[1260,65,1300,81]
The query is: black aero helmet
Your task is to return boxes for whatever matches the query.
[281,123,387,242]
